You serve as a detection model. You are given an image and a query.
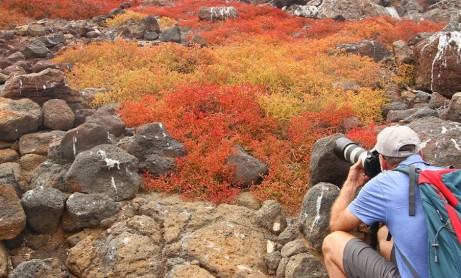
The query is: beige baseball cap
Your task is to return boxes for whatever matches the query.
[374,125,420,157]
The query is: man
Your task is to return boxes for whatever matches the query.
[322,125,439,278]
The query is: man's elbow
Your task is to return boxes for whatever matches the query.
[329,217,356,232]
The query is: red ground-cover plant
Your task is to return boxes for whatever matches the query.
[344,124,384,150]
[134,0,443,45]
[252,105,362,213]
[119,86,374,213]
[120,84,280,204]
[0,7,28,29]
[282,104,357,174]
[3,0,125,20]
[342,16,444,45]
[135,0,226,20]
[34,0,440,213]
[135,0,341,44]
[288,105,355,150]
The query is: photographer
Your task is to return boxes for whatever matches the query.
[322,125,439,278]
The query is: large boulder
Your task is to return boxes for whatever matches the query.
[429,92,450,110]
[286,4,319,18]
[18,130,66,156]
[0,148,18,163]
[43,99,75,130]
[392,40,414,65]
[141,16,161,34]
[30,161,70,191]
[167,265,215,278]
[136,194,274,277]
[408,117,461,168]
[126,24,146,39]
[0,183,26,240]
[26,24,46,37]
[299,182,339,253]
[9,258,69,278]
[0,162,22,197]
[0,97,42,142]
[63,192,120,232]
[314,0,392,20]
[1,69,63,97]
[198,7,238,21]
[21,187,66,234]
[386,107,438,123]
[0,69,81,105]
[309,134,351,187]
[128,122,186,174]
[280,238,308,258]
[256,200,288,235]
[226,145,268,187]
[18,153,48,188]
[66,215,164,277]
[85,109,125,137]
[182,221,268,277]
[73,108,95,126]
[2,64,27,76]
[440,92,461,122]
[382,101,409,119]
[275,0,308,8]
[159,25,182,43]
[65,144,140,201]
[414,31,461,98]
[124,16,162,40]
[336,40,392,62]
[265,250,282,275]
[21,39,50,59]
[59,122,111,161]
[129,122,186,159]
[284,253,327,278]
[140,154,177,177]
[31,60,60,73]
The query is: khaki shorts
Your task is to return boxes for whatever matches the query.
[343,238,400,278]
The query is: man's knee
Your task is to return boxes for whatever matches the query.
[377,225,389,242]
[322,232,336,255]
[322,231,353,257]
[377,225,393,260]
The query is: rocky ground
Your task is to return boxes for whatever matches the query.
[0,1,461,277]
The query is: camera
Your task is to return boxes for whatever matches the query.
[334,137,381,178]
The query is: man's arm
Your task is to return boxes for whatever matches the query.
[329,159,368,232]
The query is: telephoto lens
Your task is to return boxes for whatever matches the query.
[334,137,369,167]
[334,137,381,178]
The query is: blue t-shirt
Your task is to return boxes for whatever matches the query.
[348,154,440,278]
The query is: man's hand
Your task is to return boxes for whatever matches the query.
[344,159,369,190]
[329,159,368,232]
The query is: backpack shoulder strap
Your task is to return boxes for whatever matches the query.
[393,165,418,216]
[395,245,421,278]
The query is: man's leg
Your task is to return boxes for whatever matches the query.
[322,230,400,278]
[322,231,354,278]
[378,225,394,261]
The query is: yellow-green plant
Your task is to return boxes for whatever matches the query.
[104,10,148,27]
[157,16,176,30]
[53,37,385,119]
[394,63,416,88]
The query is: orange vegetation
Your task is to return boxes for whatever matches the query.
[45,0,445,213]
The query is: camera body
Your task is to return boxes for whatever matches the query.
[334,137,381,178]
